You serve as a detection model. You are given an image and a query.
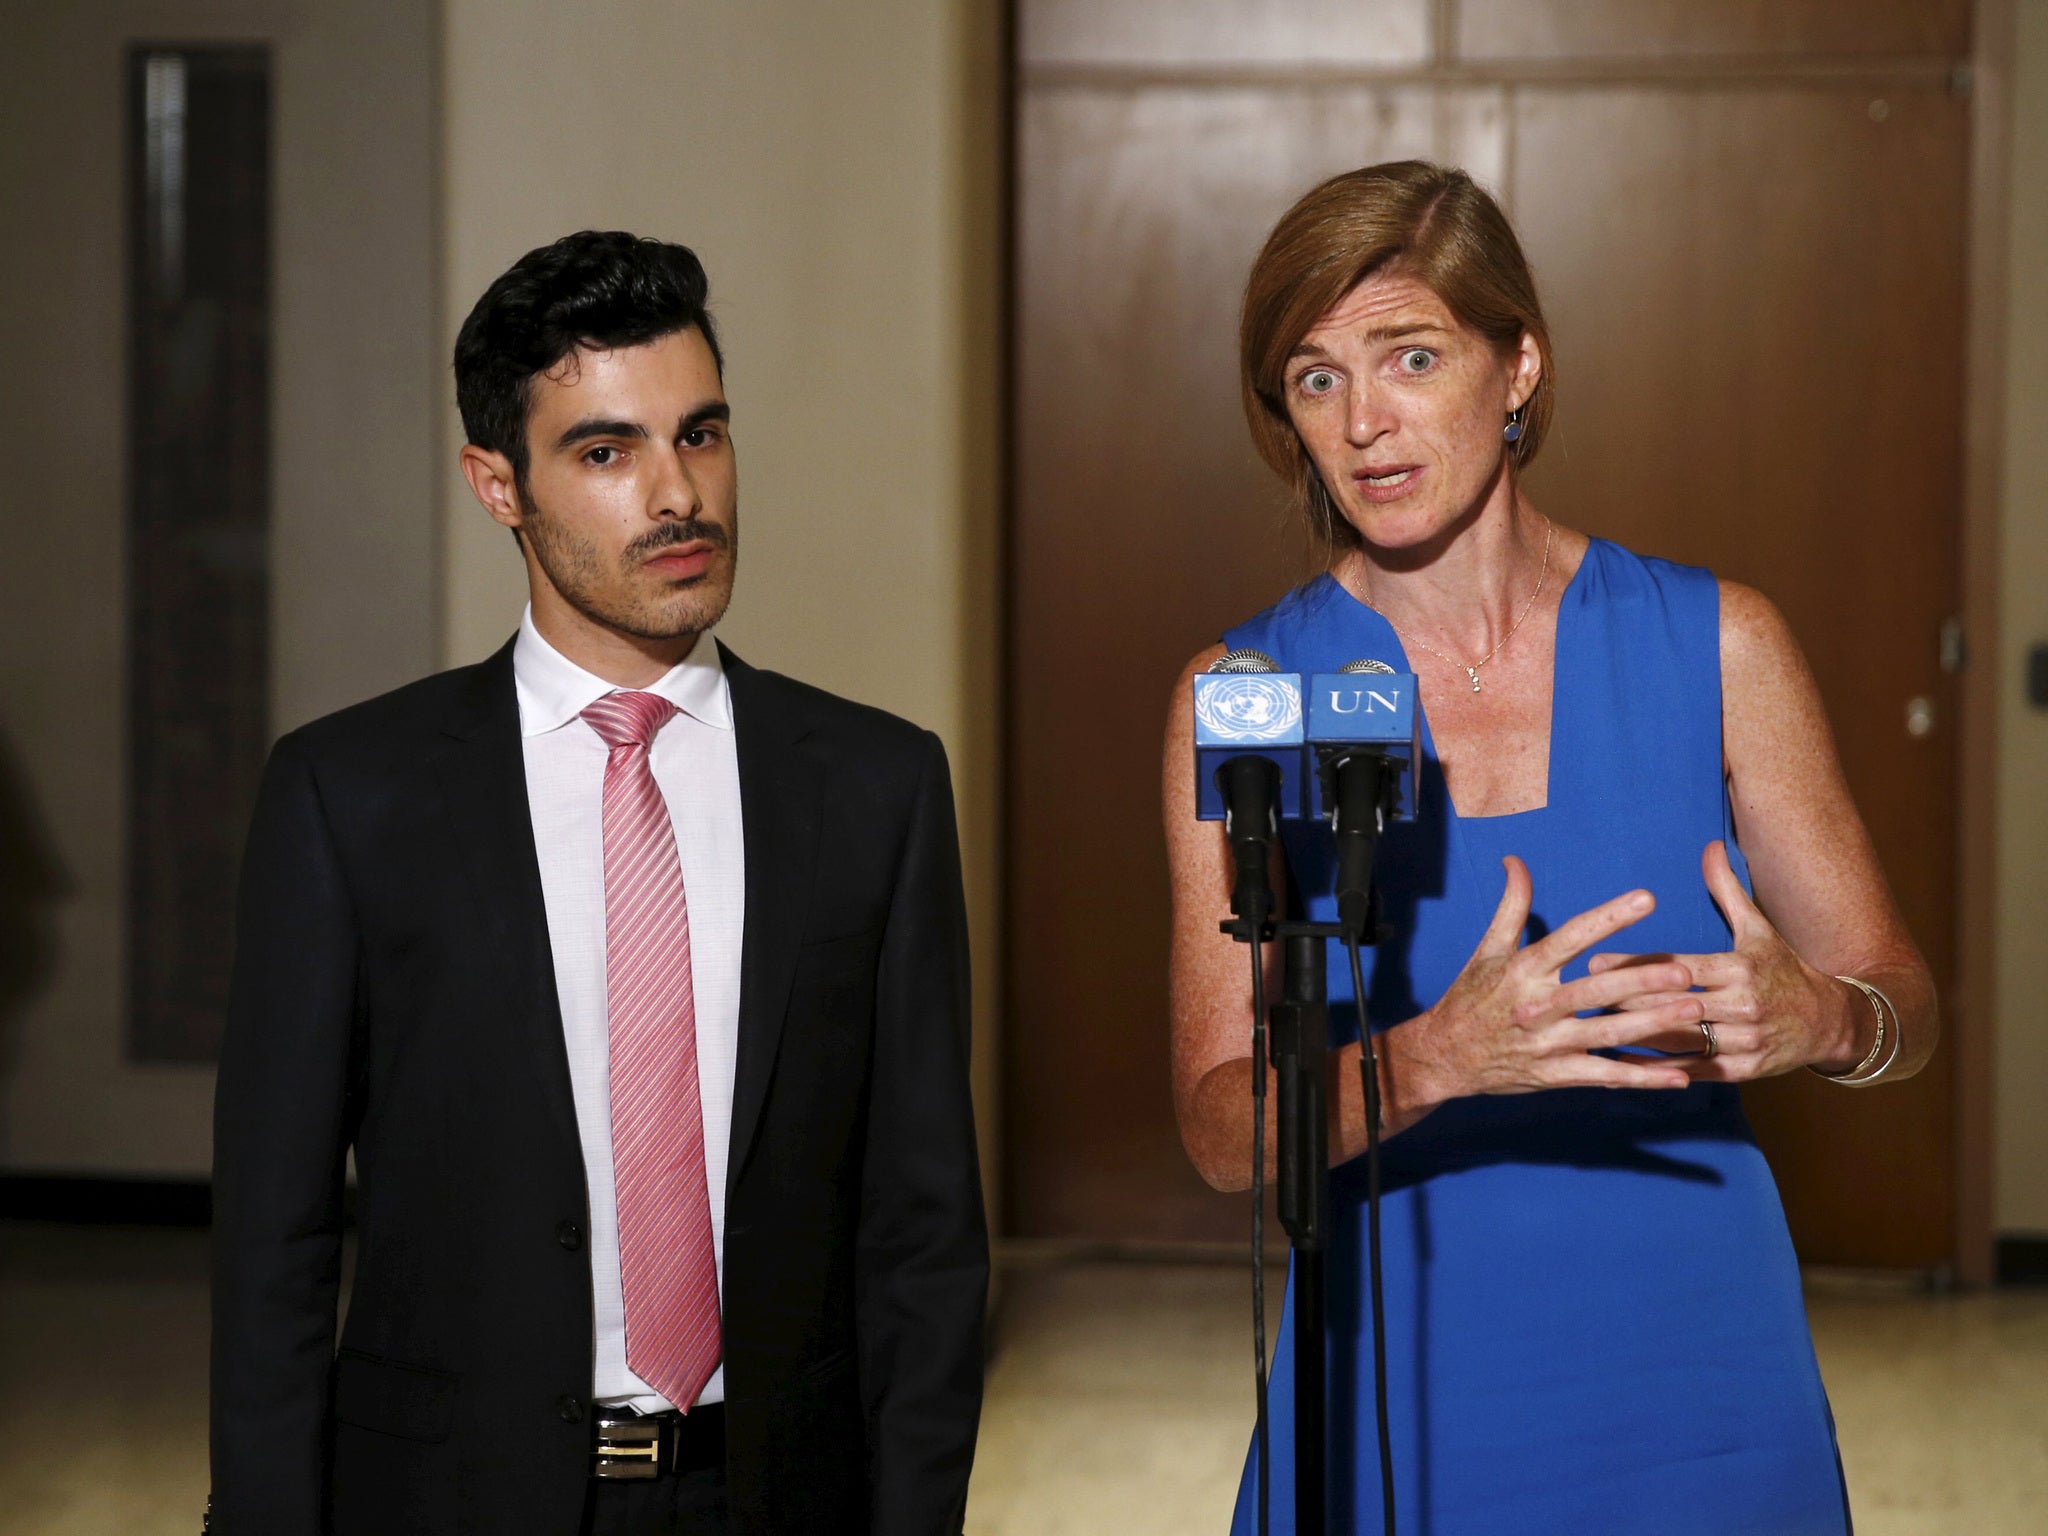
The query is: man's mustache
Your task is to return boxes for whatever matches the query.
[625,517,731,562]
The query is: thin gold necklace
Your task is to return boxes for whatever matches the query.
[1362,517,1555,693]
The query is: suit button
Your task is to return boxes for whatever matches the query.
[558,1394,584,1424]
[557,1220,583,1251]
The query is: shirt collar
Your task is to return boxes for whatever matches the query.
[513,605,733,739]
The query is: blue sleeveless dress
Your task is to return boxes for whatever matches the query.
[1223,540,1849,1535]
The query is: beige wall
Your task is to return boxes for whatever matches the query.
[0,0,1002,1190]
[0,0,439,1176]
[437,0,1006,1211]
[1996,0,2048,1235]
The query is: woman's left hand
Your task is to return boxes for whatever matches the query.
[1586,841,1865,1081]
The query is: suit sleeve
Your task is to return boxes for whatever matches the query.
[209,733,359,1534]
[857,731,990,1534]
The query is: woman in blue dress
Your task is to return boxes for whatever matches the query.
[1164,162,1936,1535]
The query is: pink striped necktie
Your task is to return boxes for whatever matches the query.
[580,690,721,1412]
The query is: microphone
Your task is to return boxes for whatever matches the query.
[1192,650,1309,923]
[1306,660,1421,937]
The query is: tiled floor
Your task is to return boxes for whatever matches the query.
[3,1224,2044,1534]
[967,1260,2048,1535]
[0,1224,212,1534]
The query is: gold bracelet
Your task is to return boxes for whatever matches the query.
[1851,981,1905,1086]
[1810,976,1887,1083]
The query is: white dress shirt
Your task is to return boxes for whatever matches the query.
[514,607,744,1412]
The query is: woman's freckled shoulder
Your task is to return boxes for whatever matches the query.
[1173,642,1232,694]
[1717,579,1804,681]
[1168,643,1233,735]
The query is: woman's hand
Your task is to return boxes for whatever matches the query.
[1385,856,1707,1120]
[1586,841,1867,1081]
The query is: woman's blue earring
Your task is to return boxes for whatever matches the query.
[1503,407,1524,444]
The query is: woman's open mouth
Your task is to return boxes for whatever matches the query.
[1354,465,1423,502]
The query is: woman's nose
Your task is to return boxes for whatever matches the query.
[1347,385,1393,444]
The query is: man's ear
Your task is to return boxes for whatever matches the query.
[460,444,525,533]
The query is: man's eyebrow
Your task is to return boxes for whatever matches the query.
[677,402,731,434]
[1286,322,1447,360]
[554,417,649,450]
[554,402,730,452]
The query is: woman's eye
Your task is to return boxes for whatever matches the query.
[1399,348,1435,373]
[1300,369,1339,395]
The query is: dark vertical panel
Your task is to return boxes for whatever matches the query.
[1511,84,1965,1267]
[126,47,271,1063]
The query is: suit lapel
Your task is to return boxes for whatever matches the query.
[432,638,583,1157]
[723,644,821,1191]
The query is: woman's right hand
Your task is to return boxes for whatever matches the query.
[1385,856,1704,1119]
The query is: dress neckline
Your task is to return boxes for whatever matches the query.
[1317,537,1601,824]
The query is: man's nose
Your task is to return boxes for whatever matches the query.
[649,444,703,519]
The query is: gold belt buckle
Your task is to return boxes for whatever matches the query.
[593,1416,662,1481]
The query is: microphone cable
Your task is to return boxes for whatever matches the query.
[1346,931,1397,1536]
[1249,925,1271,1536]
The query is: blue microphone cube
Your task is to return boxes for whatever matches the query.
[1306,672,1421,821]
[1192,671,1309,821]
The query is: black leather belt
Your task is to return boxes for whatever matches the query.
[591,1401,726,1481]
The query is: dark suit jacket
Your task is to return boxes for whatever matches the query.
[209,639,988,1535]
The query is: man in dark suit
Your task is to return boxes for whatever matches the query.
[209,231,988,1535]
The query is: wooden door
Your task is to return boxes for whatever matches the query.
[1509,85,1965,1269]
[1009,0,1976,1270]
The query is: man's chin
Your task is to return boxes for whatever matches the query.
[610,590,734,643]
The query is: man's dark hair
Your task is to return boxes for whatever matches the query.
[453,230,724,484]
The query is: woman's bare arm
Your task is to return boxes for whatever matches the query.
[1166,644,1380,1191]
[1716,580,1936,1077]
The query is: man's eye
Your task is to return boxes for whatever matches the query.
[682,428,720,449]
[584,446,618,466]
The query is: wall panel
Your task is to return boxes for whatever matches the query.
[1022,0,1431,70]
[1457,0,1970,64]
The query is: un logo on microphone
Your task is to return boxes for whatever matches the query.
[1194,676,1303,743]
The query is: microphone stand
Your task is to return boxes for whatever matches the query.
[1220,913,1362,1536]
[1220,750,1397,1536]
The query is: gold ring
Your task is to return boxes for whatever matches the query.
[1699,1020,1718,1059]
